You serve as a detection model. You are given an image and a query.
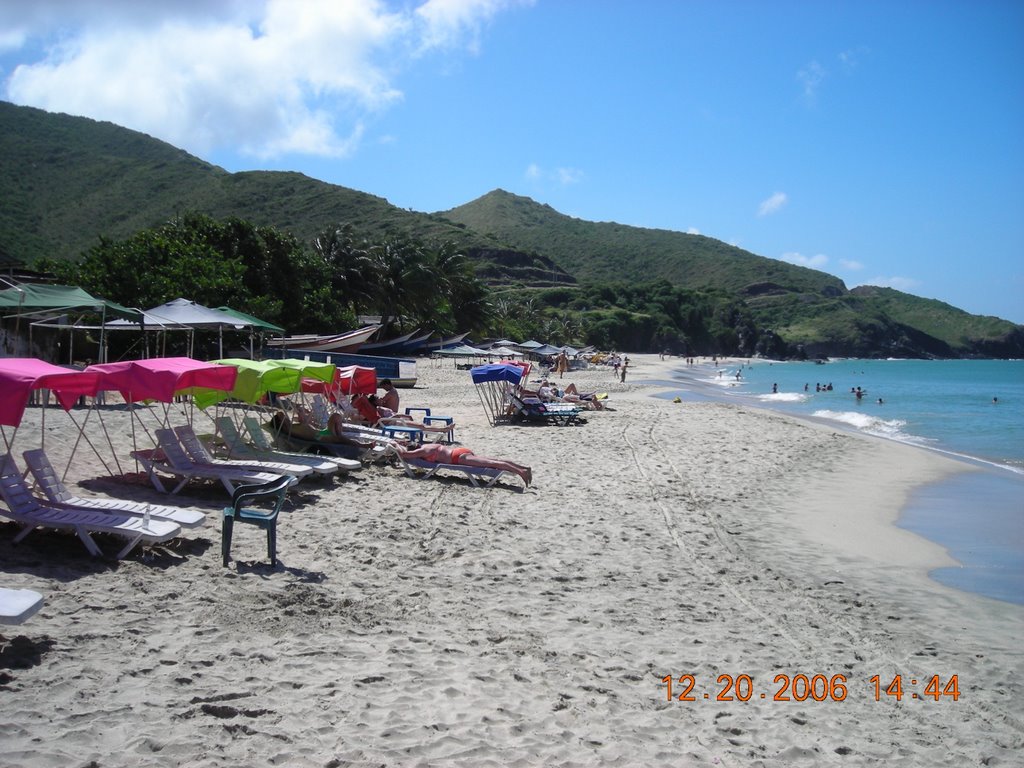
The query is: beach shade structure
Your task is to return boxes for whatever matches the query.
[195,359,305,410]
[0,359,100,430]
[336,365,377,396]
[215,306,285,357]
[498,359,531,379]
[530,343,563,358]
[0,358,102,462]
[88,357,238,405]
[300,365,377,399]
[471,363,528,426]
[83,358,240,477]
[263,358,336,386]
[105,298,256,358]
[0,283,143,362]
[488,346,523,358]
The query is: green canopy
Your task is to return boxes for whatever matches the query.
[193,358,336,409]
[215,306,285,334]
[260,358,335,383]
[0,283,142,321]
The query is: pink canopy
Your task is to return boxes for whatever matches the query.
[86,357,238,403]
[0,358,101,427]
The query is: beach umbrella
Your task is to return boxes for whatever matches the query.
[470,363,527,426]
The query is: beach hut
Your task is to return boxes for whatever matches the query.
[470,363,528,426]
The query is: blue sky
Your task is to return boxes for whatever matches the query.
[2,0,1022,323]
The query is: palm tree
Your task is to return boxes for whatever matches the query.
[313,224,374,316]
[364,236,433,333]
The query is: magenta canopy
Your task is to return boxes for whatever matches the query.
[86,357,238,403]
[0,358,101,427]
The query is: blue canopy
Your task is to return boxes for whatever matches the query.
[471,363,524,385]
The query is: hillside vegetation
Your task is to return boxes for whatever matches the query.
[442,189,846,295]
[1,101,1020,358]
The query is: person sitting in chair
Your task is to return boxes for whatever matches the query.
[378,378,400,412]
[269,410,378,449]
[394,442,532,486]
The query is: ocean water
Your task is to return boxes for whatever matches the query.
[646,358,1024,605]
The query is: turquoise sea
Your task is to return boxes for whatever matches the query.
[645,358,1024,605]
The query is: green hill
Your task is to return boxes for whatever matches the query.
[441,189,846,295]
[0,102,572,286]
[442,190,1022,357]
[1,100,1020,357]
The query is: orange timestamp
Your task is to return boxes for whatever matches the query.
[660,673,961,703]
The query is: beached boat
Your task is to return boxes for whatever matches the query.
[422,331,471,353]
[265,325,380,353]
[358,328,422,356]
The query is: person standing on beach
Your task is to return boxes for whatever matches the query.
[555,350,569,379]
[620,357,628,383]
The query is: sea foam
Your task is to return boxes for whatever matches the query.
[811,409,920,443]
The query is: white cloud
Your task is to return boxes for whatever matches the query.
[837,46,870,72]
[524,163,584,186]
[416,0,534,53]
[839,258,864,271]
[686,227,701,235]
[797,60,826,100]
[2,0,520,159]
[781,251,828,268]
[861,276,921,291]
[757,191,788,217]
[555,167,584,185]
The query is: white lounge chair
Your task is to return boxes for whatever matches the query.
[173,425,314,480]
[213,416,353,476]
[390,448,524,490]
[244,415,379,462]
[22,448,206,528]
[0,454,181,558]
[0,588,44,625]
[132,430,287,496]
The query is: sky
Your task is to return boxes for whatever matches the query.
[1,0,1022,323]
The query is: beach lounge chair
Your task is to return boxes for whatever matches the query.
[213,417,357,475]
[0,454,181,558]
[0,588,44,625]
[390,448,525,491]
[22,449,206,528]
[132,430,286,496]
[249,415,376,461]
[241,415,366,468]
[173,425,314,480]
[508,393,583,426]
[222,475,292,567]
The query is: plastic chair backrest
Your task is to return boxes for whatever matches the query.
[229,475,292,518]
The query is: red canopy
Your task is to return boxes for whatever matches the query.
[300,365,377,398]
[86,357,238,403]
[0,358,101,427]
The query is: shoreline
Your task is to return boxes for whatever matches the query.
[633,353,1024,605]
[1,353,1021,766]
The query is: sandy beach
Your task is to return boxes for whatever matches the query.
[1,353,1021,767]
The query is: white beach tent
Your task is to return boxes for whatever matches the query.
[106,298,255,358]
[487,346,524,358]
